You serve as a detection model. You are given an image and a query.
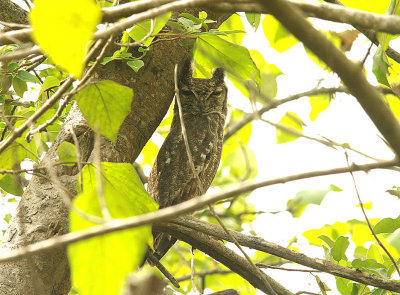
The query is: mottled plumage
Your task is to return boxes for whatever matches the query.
[147,59,227,260]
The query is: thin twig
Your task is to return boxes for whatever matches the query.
[345,153,400,277]
[0,106,17,141]
[147,251,180,288]
[115,19,155,47]
[190,247,199,294]
[260,117,382,162]
[176,268,232,282]
[361,42,374,66]
[0,107,15,132]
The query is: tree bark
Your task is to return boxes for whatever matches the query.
[0,2,230,294]
[0,0,28,26]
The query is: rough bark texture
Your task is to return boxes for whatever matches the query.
[0,0,28,26]
[0,2,230,294]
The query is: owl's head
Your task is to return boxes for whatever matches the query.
[177,58,227,116]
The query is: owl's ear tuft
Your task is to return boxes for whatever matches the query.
[180,57,193,85]
[212,68,225,84]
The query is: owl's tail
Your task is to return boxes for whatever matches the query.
[139,233,180,288]
[152,232,177,261]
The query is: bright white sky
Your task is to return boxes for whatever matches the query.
[2,5,400,294]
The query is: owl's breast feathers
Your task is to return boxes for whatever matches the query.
[147,113,225,209]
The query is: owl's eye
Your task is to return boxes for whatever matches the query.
[212,89,223,95]
[180,89,192,96]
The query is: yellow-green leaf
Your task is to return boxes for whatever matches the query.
[276,112,304,144]
[128,12,171,47]
[39,76,60,97]
[75,80,133,143]
[57,142,77,166]
[12,76,27,98]
[309,93,331,121]
[30,0,101,78]
[218,13,245,45]
[0,174,24,196]
[341,0,390,14]
[0,143,27,180]
[262,15,299,53]
[193,34,260,83]
[68,163,158,295]
[331,236,349,262]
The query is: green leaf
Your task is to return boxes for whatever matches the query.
[351,258,386,270]
[3,213,11,224]
[68,163,158,295]
[317,235,335,248]
[372,45,390,86]
[57,142,77,166]
[0,143,27,179]
[331,236,349,262]
[370,289,388,295]
[218,13,245,45]
[16,70,36,83]
[30,0,101,77]
[262,15,299,53]
[229,50,282,102]
[193,34,260,83]
[245,13,261,30]
[128,12,171,47]
[276,112,304,144]
[127,60,144,72]
[371,0,400,87]
[309,93,331,121]
[287,184,342,217]
[179,13,202,24]
[39,76,60,97]
[12,76,27,98]
[374,215,400,233]
[1,74,12,94]
[75,80,133,143]
[0,174,24,196]
[336,277,352,295]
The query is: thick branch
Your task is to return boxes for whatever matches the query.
[0,0,28,25]
[156,216,400,292]
[5,0,400,46]
[154,222,293,294]
[102,0,400,36]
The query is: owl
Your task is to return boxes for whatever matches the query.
[147,58,228,260]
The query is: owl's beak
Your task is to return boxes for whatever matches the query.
[198,100,205,113]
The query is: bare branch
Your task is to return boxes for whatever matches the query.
[157,216,400,292]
